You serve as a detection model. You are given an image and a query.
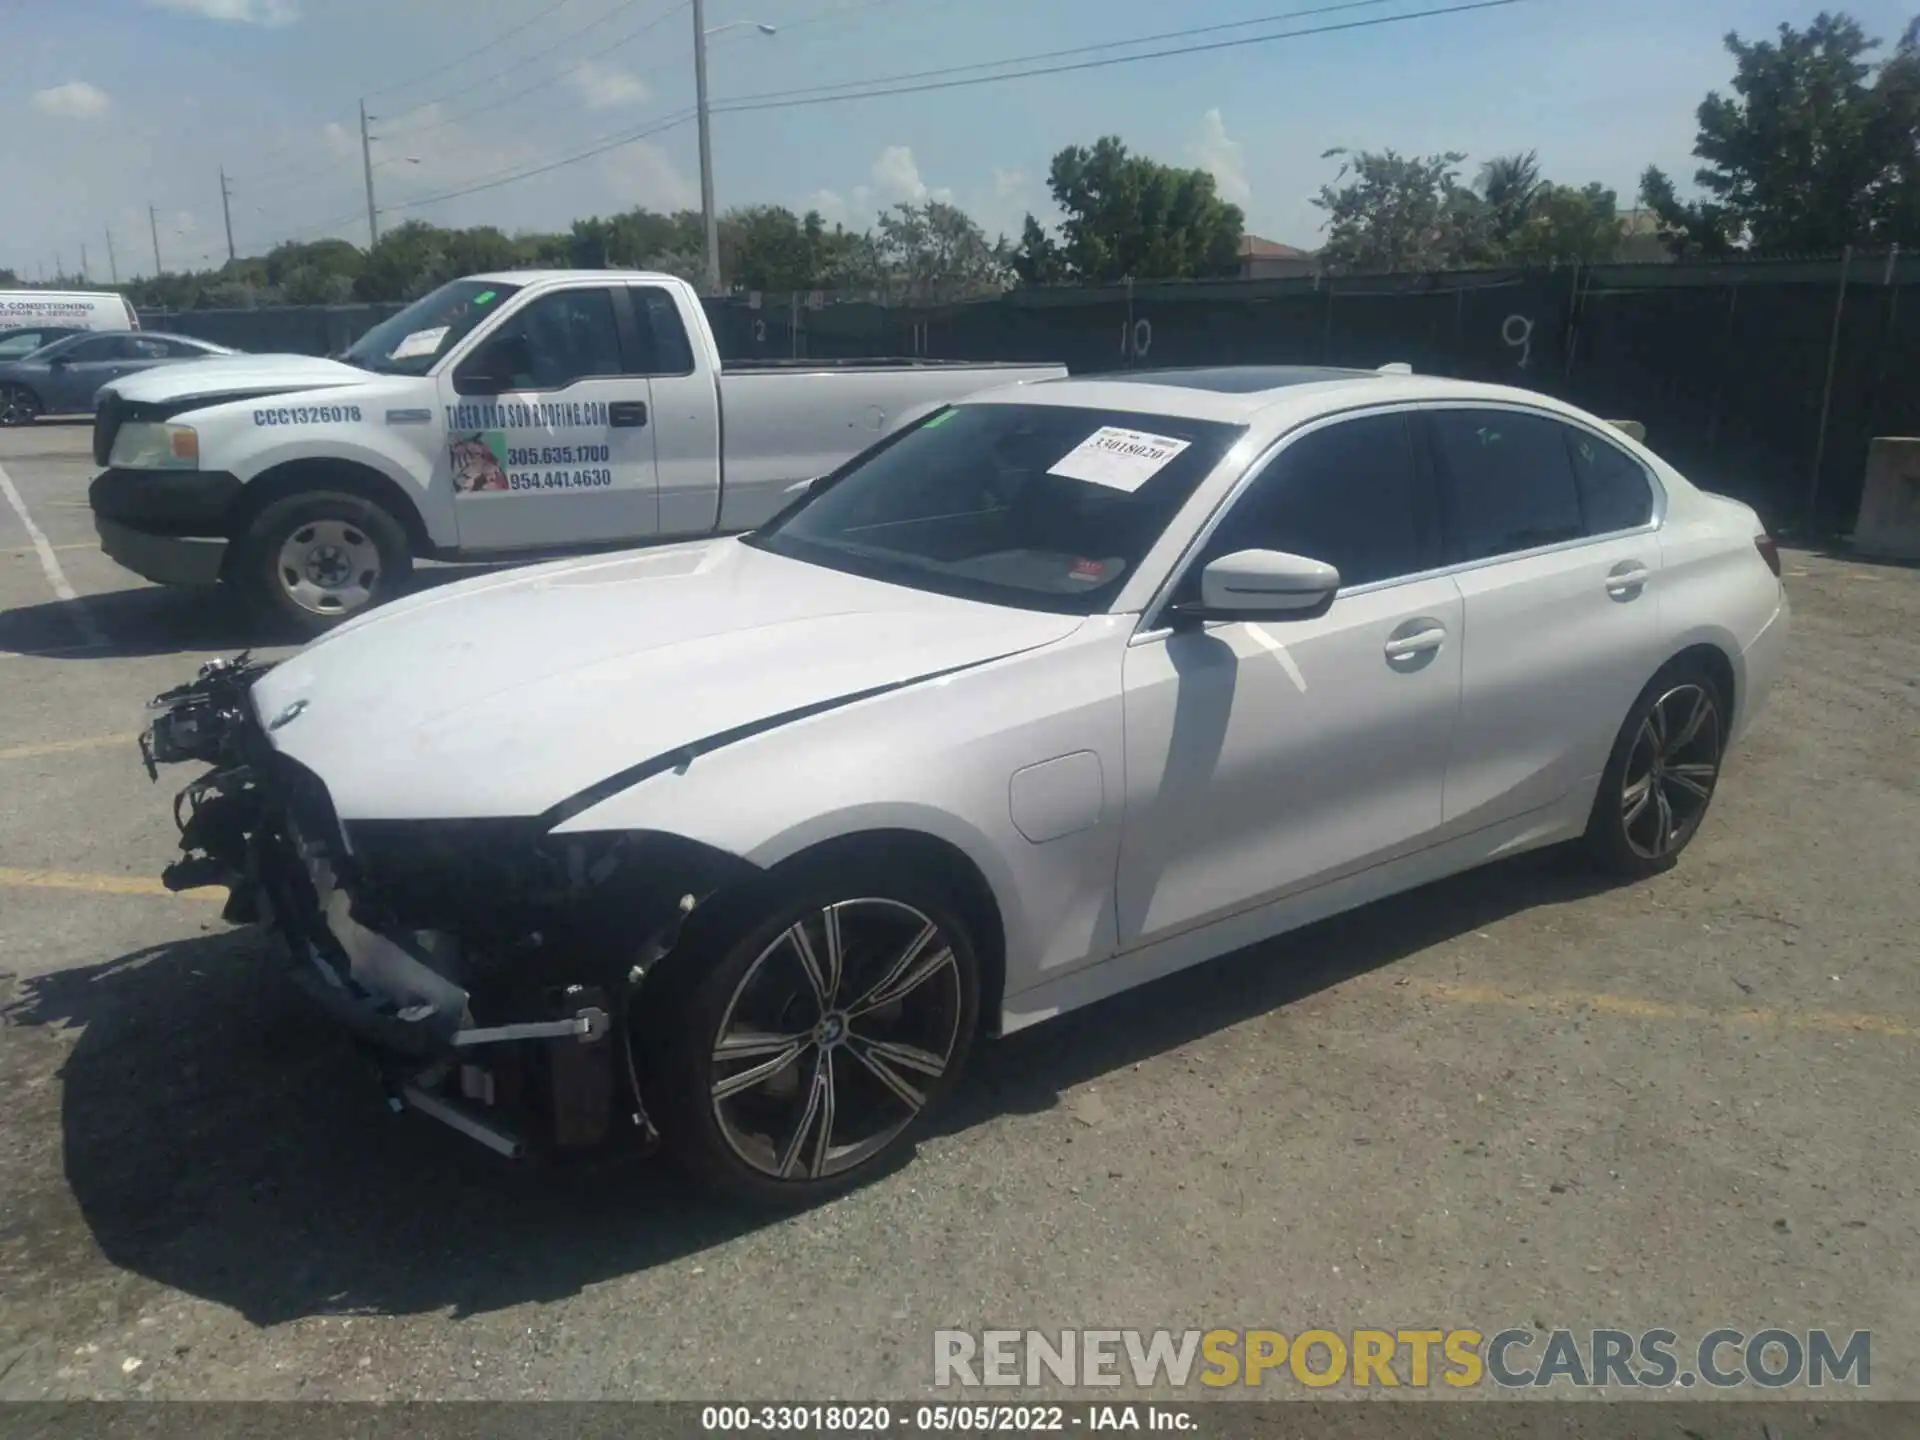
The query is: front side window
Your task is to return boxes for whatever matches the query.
[1428,408,1586,563]
[63,335,125,362]
[1183,412,1434,595]
[750,403,1247,614]
[457,287,624,392]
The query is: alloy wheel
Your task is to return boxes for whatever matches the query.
[0,386,39,427]
[1620,682,1722,861]
[276,518,382,616]
[708,897,964,1182]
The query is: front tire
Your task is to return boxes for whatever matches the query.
[1584,660,1728,878]
[236,489,413,638]
[0,384,42,427]
[641,864,981,1206]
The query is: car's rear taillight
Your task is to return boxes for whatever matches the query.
[1755,535,1782,577]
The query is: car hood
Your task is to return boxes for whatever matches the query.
[252,538,1083,823]
[103,353,368,405]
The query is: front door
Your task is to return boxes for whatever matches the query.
[438,284,659,552]
[1116,410,1463,950]
[1420,406,1665,828]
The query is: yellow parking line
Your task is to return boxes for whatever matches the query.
[0,733,138,761]
[1409,979,1913,1040]
[0,866,223,901]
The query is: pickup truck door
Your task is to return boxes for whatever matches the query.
[625,283,723,535]
[437,283,659,552]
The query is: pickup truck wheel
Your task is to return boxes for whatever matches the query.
[640,864,980,1207]
[239,490,412,637]
[0,385,42,426]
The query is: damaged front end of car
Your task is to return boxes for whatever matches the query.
[141,653,757,1160]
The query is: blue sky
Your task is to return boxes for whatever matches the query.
[6,0,1919,281]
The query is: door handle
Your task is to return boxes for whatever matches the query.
[609,400,649,428]
[1383,623,1447,661]
[1606,561,1650,597]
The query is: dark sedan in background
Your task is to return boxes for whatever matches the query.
[0,331,237,426]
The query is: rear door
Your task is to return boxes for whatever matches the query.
[627,284,722,535]
[438,283,659,552]
[1424,405,1664,829]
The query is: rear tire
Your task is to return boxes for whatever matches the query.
[235,489,412,639]
[1583,658,1728,878]
[0,385,42,427]
[639,860,981,1207]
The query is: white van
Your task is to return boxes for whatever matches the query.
[0,290,139,333]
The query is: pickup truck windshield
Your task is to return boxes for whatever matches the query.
[749,402,1247,615]
[343,279,522,375]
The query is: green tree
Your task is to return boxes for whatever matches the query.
[0,268,20,287]
[1641,11,1920,254]
[1313,148,1488,272]
[868,201,1013,302]
[265,238,364,304]
[1015,135,1244,284]
[1477,151,1546,253]
[1505,181,1624,266]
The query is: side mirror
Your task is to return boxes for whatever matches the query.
[1181,549,1341,620]
[48,355,71,370]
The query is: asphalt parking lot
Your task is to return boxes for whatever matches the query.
[1,420,1917,1405]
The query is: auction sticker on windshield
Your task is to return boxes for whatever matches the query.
[390,326,448,361]
[1048,426,1193,492]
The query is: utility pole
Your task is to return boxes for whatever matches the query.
[55,253,63,283]
[220,166,237,262]
[81,242,90,281]
[360,98,380,248]
[691,0,719,295]
[105,226,118,283]
[149,205,163,276]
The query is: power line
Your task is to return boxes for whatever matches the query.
[381,107,701,214]
[381,0,1516,217]
[708,0,1412,108]
[364,0,590,100]
[382,0,692,140]
[713,0,1521,114]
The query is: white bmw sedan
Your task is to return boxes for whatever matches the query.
[140,365,1789,1202]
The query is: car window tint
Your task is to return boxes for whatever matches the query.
[628,286,696,375]
[1193,413,1430,590]
[127,337,172,359]
[66,335,122,361]
[474,288,623,390]
[1565,426,1655,533]
[1429,409,1586,562]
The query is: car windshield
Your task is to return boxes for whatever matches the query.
[748,402,1248,615]
[342,279,521,375]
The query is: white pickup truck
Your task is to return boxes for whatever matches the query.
[90,270,1064,633]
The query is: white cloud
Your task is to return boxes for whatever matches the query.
[805,188,850,227]
[992,167,1028,199]
[869,144,952,206]
[599,141,696,212]
[320,121,354,158]
[31,81,111,120]
[145,0,298,23]
[1190,107,1250,207]
[570,63,650,111]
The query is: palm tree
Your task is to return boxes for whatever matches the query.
[1478,150,1546,248]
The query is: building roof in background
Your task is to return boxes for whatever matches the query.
[1239,235,1316,259]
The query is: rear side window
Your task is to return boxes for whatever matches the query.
[1190,413,1434,590]
[1427,409,1585,563]
[627,286,695,375]
[1566,427,1655,532]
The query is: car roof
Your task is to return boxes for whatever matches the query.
[466,269,676,287]
[966,368,1598,430]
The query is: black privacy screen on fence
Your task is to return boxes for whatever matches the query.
[145,251,1920,533]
